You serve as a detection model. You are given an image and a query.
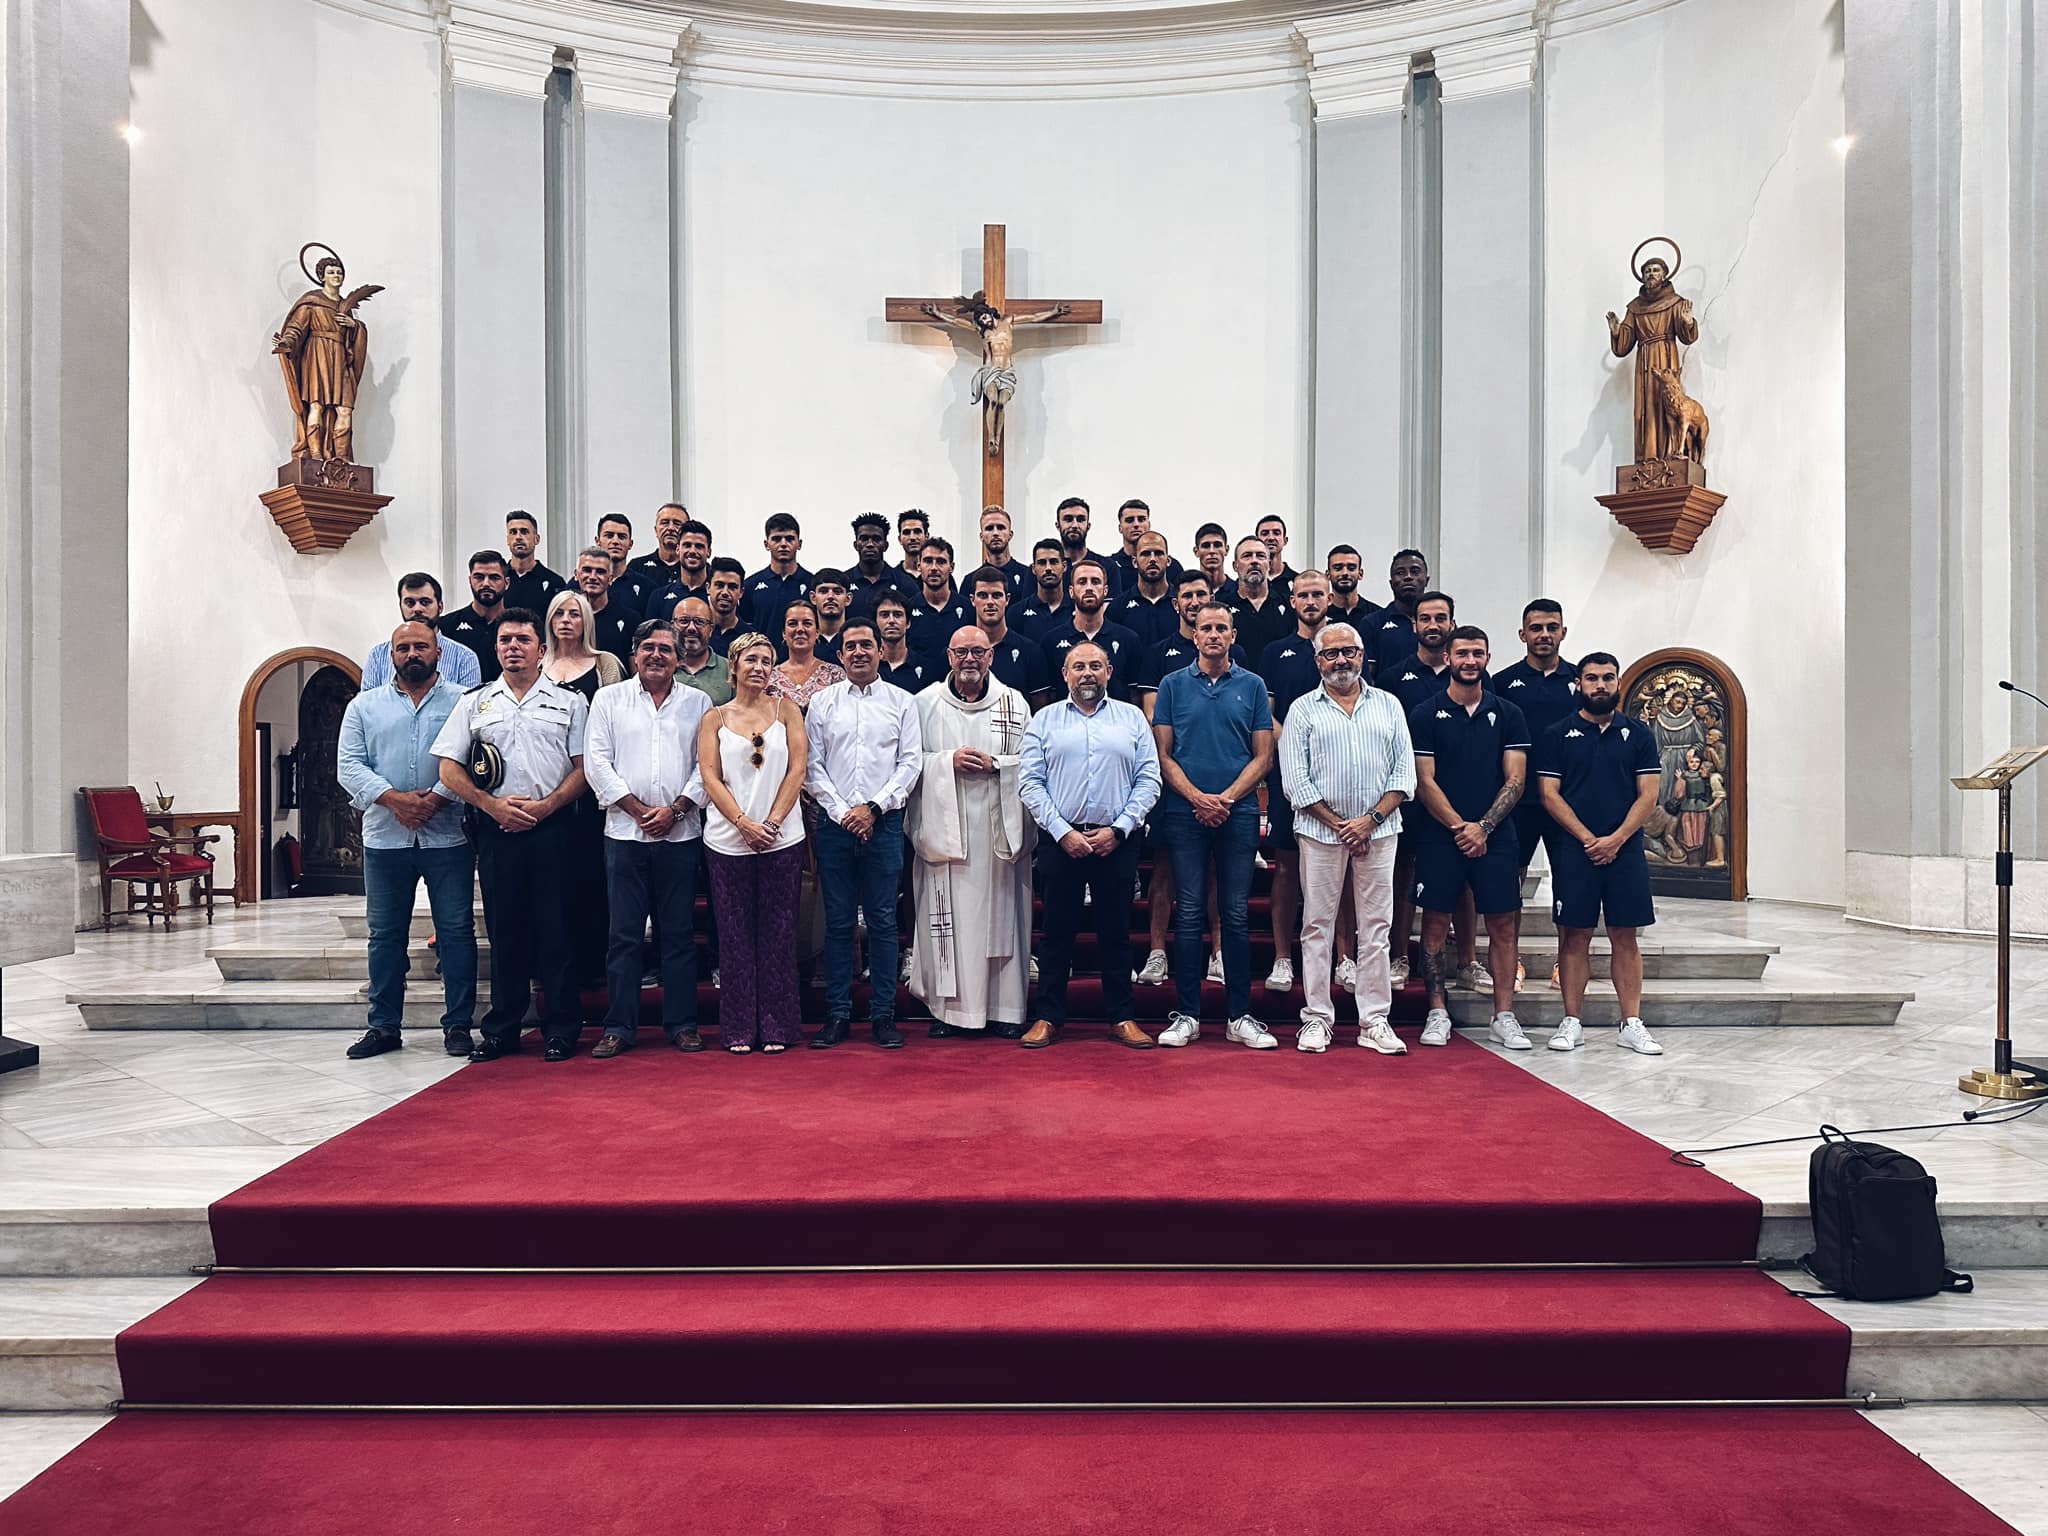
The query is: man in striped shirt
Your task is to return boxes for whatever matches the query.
[1279,624,1416,1054]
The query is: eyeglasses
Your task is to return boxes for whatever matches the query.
[949,646,992,659]
[1320,646,1363,659]
[750,732,765,770]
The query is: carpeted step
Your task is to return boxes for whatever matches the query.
[4,1408,2021,1536]
[115,1269,1847,1409]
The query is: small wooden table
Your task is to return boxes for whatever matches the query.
[146,810,243,905]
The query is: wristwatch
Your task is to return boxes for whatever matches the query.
[864,800,883,820]
[1111,826,1128,845]
[1367,808,1387,827]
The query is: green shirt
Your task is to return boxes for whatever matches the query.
[673,651,734,706]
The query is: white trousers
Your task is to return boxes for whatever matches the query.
[1298,833,1398,1028]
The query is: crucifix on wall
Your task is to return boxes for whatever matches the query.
[886,223,1103,510]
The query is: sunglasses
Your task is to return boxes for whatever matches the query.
[750,732,766,770]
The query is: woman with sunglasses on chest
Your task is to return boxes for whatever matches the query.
[698,634,809,1053]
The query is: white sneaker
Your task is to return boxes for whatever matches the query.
[1548,1016,1584,1051]
[1387,956,1409,987]
[1489,1011,1532,1050]
[899,950,915,984]
[1456,961,1493,991]
[1334,956,1359,990]
[1265,958,1295,992]
[711,968,721,989]
[1359,1020,1408,1055]
[1158,1013,1200,1047]
[1029,956,1039,983]
[1255,851,1271,871]
[1134,950,1169,986]
[1617,1017,1665,1055]
[1420,1009,1454,1046]
[1296,1018,1332,1053]
[1227,1015,1278,1050]
[1206,950,1225,984]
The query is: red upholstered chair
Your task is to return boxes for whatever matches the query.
[79,787,217,929]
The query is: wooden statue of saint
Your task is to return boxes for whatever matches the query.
[272,243,381,463]
[1605,238,1704,465]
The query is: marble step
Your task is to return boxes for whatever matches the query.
[1443,978,1909,1028]
[0,1276,200,1410]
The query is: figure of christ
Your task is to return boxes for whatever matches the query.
[921,296,1071,459]
[1605,256,1698,463]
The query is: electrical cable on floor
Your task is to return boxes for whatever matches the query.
[1669,1095,2046,1168]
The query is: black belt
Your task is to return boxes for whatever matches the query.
[1070,822,1110,833]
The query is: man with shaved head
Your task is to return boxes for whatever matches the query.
[906,626,1037,1039]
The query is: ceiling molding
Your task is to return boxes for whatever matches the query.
[1294,0,1533,118]
[1434,25,1536,100]
[444,0,688,108]
[1539,0,1689,40]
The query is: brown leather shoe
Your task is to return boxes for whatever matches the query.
[1021,1019,1058,1049]
[1110,1019,1154,1050]
[591,1034,627,1059]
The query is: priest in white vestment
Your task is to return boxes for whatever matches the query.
[907,627,1036,1037]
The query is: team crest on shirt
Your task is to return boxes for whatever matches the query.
[1400,671,1418,684]
[1620,727,1630,740]
[753,580,769,591]
[1486,712,1496,726]
[1508,678,1525,688]
[1435,710,1452,719]
[1565,728,1584,739]
[1280,648,1297,659]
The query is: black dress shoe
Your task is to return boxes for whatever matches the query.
[811,1018,850,1049]
[928,1022,969,1039]
[468,1037,519,1062]
[346,1029,402,1060]
[671,1029,705,1053]
[872,1021,905,1050]
[988,1021,1026,1040]
[544,1039,577,1062]
[443,1029,474,1058]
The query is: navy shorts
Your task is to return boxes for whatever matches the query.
[1265,771,1297,854]
[1413,828,1523,916]
[1549,835,1656,930]
[1514,804,1560,872]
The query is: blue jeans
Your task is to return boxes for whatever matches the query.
[363,844,477,1037]
[813,809,905,1024]
[1160,801,1259,1019]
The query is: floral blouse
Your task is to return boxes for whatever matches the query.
[768,660,845,713]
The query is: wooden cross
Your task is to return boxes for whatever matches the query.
[886,222,1103,511]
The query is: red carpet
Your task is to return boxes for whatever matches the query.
[116,1268,1846,1407]
[2,1410,2019,1535]
[208,1033,1764,1269]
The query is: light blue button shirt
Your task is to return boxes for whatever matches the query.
[1279,683,1416,844]
[1018,696,1162,841]
[360,635,482,692]
[337,679,468,849]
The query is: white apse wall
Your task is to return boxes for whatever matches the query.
[676,79,1313,563]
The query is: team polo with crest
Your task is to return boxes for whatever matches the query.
[1534,712,1660,838]
[1495,657,1581,744]
[1040,618,1143,701]
[1368,608,1417,680]
[985,632,1052,699]
[1009,594,1072,643]
[739,565,812,639]
[1406,689,1532,839]
[1112,588,1179,650]
[1135,635,1248,696]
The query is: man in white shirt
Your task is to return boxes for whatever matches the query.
[583,619,712,1057]
[805,617,924,1049]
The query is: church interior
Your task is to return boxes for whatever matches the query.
[2,0,2046,1529]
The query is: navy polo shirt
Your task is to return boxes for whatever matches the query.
[845,566,920,620]
[504,561,567,616]
[1153,663,1274,798]
[739,566,812,638]
[627,553,684,593]
[1325,595,1383,633]
[987,558,1033,602]
[1220,588,1292,661]
[1063,549,1120,593]
[1137,635,1247,695]
[878,652,940,695]
[1011,596,1073,643]
[985,632,1052,699]
[812,629,843,667]
[439,605,503,683]
[707,621,744,657]
[1257,633,1323,723]
[1494,658,1582,746]
[1368,608,1417,680]
[653,575,711,617]
[906,592,975,656]
[588,599,642,666]
[1535,711,1660,836]
[1107,552,1186,603]
[610,567,663,616]
[1407,689,1532,836]
[1040,618,1142,701]
[1112,589,1179,650]
[1378,658,1490,717]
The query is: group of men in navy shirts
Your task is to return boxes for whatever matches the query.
[413,494,1668,1055]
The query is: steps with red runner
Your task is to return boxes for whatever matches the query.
[206,1034,1764,1270]
[115,1268,1847,1408]
[2,1409,2022,1536]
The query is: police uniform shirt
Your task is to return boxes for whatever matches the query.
[430,674,590,801]
[1494,658,1582,746]
[1368,608,1417,680]
[739,566,813,638]
[1010,596,1072,643]
[846,566,921,620]
[653,575,711,618]
[505,561,567,616]
[1406,689,1531,839]
[1257,633,1323,724]
[1378,658,1489,718]
[588,599,643,668]
[986,633,1052,699]
[1112,589,1179,651]
[1040,618,1143,701]
[439,606,503,684]
[1535,711,1659,837]
[906,593,975,656]
[879,652,940,694]
[1136,635,1247,695]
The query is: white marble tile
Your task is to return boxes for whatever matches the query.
[0,1413,110,1499]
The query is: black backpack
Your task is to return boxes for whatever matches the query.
[1797,1126,1972,1301]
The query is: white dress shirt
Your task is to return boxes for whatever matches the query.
[804,677,924,821]
[429,674,587,798]
[583,677,712,842]
[1279,682,1416,844]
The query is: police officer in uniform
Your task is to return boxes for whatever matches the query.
[433,608,592,1063]
[1535,651,1666,1056]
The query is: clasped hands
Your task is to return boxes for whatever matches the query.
[382,789,444,831]
[1452,820,1490,858]
[1334,814,1379,850]
[487,795,553,833]
[1187,791,1234,828]
[1580,831,1624,866]
[1058,827,1121,859]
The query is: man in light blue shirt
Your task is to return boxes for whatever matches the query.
[359,571,482,691]
[1017,641,1161,1049]
[336,621,476,1060]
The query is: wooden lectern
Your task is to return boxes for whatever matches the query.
[1951,746,2048,1099]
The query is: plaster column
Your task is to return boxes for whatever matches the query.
[0,0,129,922]
[1844,0,2048,934]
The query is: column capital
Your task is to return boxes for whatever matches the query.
[1294,1,1537,121]
[444,0,688,113]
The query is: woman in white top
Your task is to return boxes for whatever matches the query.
[697,633,809,1052]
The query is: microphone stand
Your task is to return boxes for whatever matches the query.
[1997,683,2048,1083]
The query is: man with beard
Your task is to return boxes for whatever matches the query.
[1323,545,1377,627]
[1495,598,1579,989]
[965,566,1052,708]
[1536,652,1665,1056]
[1039,557,1141,702]
[976,505,1033,601]
[574,546,641,668]
[1018,642,1162,1049]
[705,557,747,655]
[653,519,714,615]
[1368,548,1431,680]
[585,619,714,1057]
[1256,514,1298,597]
[1408,626,1531,1051]
[907,537,973,658]
[1259,570,1332,998]
[440,550,511,683]
[360,572,481,691]
[337,621,475,1059]
[874,592,939,693]
[845,511,920,620]
[1280,623,1414,1054]
[1012,539,1072,641]
[1055,496,1112,589]
[671,599,733,705]
[1221,535,1290,658]
[503,509,567,614]
[896,508,930,579]
[1113,530,1180,649]
[629,503,689,594]
[741,511,812,639]
[1106,498,1182,598]
[809,569,851,664]
[907,627,1036,1040]
[597,512,662,616]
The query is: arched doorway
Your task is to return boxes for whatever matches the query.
[237,648,360,902]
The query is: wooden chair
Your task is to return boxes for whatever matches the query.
[79,786,218,929]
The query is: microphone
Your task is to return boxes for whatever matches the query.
[2000,680,2048,711]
